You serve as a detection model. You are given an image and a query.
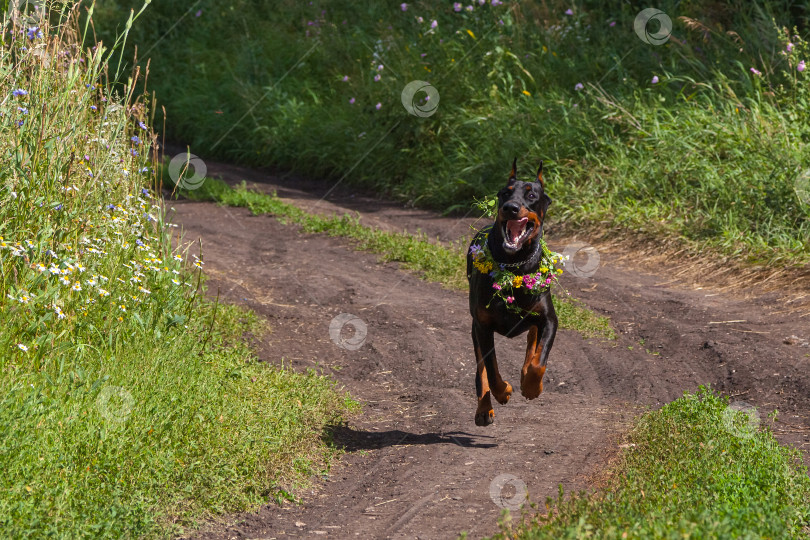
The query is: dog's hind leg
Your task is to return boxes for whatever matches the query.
[521,317,557,400]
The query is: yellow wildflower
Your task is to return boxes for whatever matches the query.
[473,260,493,273]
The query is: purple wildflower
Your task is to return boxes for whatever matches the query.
[27,27,43,40]
[454,2,462,11]
[799,60,806,72]
[12,89,27,97]
[195,9,202,17]
[349,97,356,104]
[787,43,794,52]
[651,75,659,84]
[574,83,584,91]
[374,74,381,82]
[342,75,349,82]
[400,3,408,11]
[609,21,616,27]
[139,121,147,129]
[430,19,438,29]
[750,67,762,76]
[131,135,140,145]
[375,102,382,110]
[565,8,573,15]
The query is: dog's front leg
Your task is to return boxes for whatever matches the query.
[521,315,557,400]
[473,322,512,426]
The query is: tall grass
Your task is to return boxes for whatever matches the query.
[0,5,352,537]
[90,0,810,267]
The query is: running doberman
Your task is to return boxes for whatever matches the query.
[466,159,558,426]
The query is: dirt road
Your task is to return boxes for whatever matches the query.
[171,160,810,539]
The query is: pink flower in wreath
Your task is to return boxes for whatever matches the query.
[506,296,514,303]
[492,283,502,291]
[522,275,537,289]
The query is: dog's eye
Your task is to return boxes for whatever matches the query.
[526,192,537,200]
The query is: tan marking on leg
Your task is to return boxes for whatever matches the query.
[521,326,546,399]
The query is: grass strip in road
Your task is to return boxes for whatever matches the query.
[173,178,615,340]
[493,387,810,539]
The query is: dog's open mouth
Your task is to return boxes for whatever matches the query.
[503,217,533,253]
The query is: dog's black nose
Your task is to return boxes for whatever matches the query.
[502,202,520,216]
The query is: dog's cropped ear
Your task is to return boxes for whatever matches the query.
[507,157,517,185]
[536,161,544,188]
[539,192,552,221]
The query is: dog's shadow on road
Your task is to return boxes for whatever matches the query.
[325,424,498,451]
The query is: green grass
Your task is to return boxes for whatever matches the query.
[172,176,615,340]
[495,387,810,539]
[91,0,810,269]
[0,7,353,537]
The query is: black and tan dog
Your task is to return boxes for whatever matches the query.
[466,159,558,426]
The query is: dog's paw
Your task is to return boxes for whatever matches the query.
[520,369,545,400]
[492,381,513,405]
[475,409,495,426]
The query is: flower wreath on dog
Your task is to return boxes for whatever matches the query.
[469,230,565,313]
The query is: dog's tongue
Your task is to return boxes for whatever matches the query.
[507,218,528,242]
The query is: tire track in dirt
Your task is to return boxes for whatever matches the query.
[170,160,810,539]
